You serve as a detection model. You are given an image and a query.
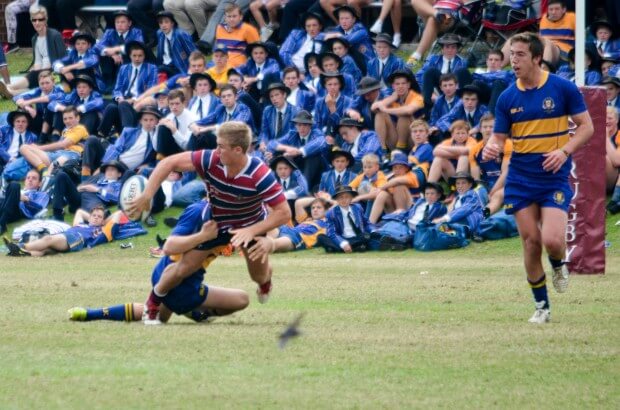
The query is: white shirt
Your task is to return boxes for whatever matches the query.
[287,87,299,107]
[119,128,153,170]
[128,64,142,98]
[292,35,317,72]
[191,94,212,119]
[441,58,453,74]
[7,130,23,159]
[281,177,297,200]
[339,206,357,243]
[350,133,361,157]
[163,33,173,65]
[408,202,428,230]
[167,109,197,150]
[35,36,50,68]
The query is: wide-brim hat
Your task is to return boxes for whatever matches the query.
[338,116,363,129]
[7,109,32,127]
[591,19,614,36]
[113,10,132,21]
[356,76,382,95]
[388,152,411,169]
[100,159,127,174]
[71,74,96,89]
[189,71,216,90]
[292,110,314,124]
[437,33,463,46]
[264,81,290,97]
[457,84,482,98]
[317,52,343,71]
[246,41,269,56]
[602,76,620,88]
[137,106,162,120]
[422,182,445,200]
[320,71,345,88]
[270,155,298,171]
[332,184,358,199]
[449,171,476,186]
[324,37,351,52]
[71,31,95,45]
[372,33,396,48]
[301,11,324,27]
[333,5,359,21]
[125,40,155,62]
[156,10,177,25]
[329,149,355,166]
[387,69,421,93]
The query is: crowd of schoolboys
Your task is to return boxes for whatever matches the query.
[0,0,618,256]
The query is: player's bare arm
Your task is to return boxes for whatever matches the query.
[230,200,291,248]
[163,221,219,255]
[542,111,594,173]
[482,132,508,161]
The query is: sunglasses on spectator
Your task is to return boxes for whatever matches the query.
[31,18,45,22]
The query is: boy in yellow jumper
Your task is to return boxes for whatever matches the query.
[350,153,387,216]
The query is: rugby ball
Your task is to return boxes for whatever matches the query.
[119,175,151,222]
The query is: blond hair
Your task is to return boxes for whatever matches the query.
[409,119,429,132]
[29,5,48,20]
[218,121,252,152]
[361,153,379,166]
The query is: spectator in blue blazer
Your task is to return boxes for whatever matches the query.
[270,155,309,219]
[337,116,383,172]
[283,67,316,113]
[317,184,371,253]
[13,71,64,140]
[0,169,49,234]
[318,149,357,197]
[429,73,460,128]
[315,52,357,97]
[52,159,126,221]
[187,72,220,120]
[280,12,325,74]
[591,19,620,60]
[346,77,388,130]
[0,110,38,177]
[93,11,145,92]
[156,11,196,78]
[557,48,602,86]
[432,171,483,237]
[367,33,406,89]
[460,50,515,113]
[303,53,322,95]
[314,72,353,144]
[52,32,105,93]
[189,84,255,150]
[238,42,281,102]
[98,41,159,140]
[405,182,447,232]
[416,33,469,111]
[48,75,104,136]
[604,76,620,115]
[323,37,363,83]
[259,82,300,156]
[432,84,488,138]
[324,5,375,63]
[226,69,262,130]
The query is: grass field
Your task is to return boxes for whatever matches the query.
[1,50,619,409]
[0,208,618,409]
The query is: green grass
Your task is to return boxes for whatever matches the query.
[0,208,618,409]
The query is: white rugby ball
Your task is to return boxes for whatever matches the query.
[119,175,151,221]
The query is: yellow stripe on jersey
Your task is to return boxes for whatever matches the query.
[512,134,569,154]
[511,116,569,139]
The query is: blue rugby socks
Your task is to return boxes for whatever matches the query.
[611,185,620,204]
[86,304,137,321]
[548,256,565,269]
[528,275,549,310]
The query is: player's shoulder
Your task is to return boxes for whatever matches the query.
[173,200,210,235]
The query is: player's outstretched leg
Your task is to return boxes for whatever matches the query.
[68,304,142,322]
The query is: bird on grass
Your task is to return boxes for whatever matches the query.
[278,313,305,349]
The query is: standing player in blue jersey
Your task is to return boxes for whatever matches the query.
[483,33,593,324]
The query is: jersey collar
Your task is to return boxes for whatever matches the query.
[516,70,549,91]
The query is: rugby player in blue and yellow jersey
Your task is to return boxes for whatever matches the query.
[483,33,593,324]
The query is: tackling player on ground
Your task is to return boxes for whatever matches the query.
[128,121,290,324]
[483,33,593,323]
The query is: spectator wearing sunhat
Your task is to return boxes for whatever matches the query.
[601,56,620,77]
[346,77,389,129]
[603,76,620,115]
[432,171,483,237]
[155,10,196,78]
[338,117,383,172]
[98,42,159,140]
[324,5,375,61]
[101,106,160,172]
[405,182,447,232]
[48,74,104,136]
[259,82,300,154]
[237,42,281,102]
[282,66,316,113]
[415,33,469,110]
[52,32,105,92]
[591,19,620,60]
[187,71,220,119]
[94,10,146,92]
[317,184,371,253]
[270,155,309,218]
[0,110,38,176]
[280,11,325,73]
[268,110,327,190]
[52,159,127,221]
[434,84,488,136]
[323,37,363,83]
[366,33,406,88]
[314,71,353,141]
[315,52,357,97]
[318,149,356,197]
[373,69,424,152]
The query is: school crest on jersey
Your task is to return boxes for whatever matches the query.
[553,190,565,205]
[542,97,555,113]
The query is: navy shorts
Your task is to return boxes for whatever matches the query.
[151,257,209,315]
[278,226,305,250]
[62,231,85,252]
[504,176,572,215]
[195,229,256,251]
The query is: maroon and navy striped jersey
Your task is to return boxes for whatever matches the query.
[191,150,285,230]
